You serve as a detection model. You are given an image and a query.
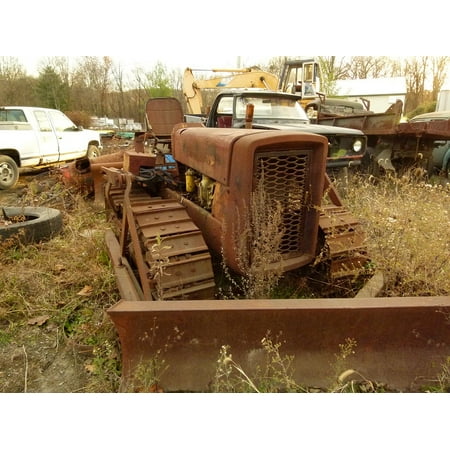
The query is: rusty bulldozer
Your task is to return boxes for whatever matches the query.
[79,98,449,392]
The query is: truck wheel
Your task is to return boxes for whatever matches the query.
[0,155,19,190]
[0,206,63,243]
[87,145,101,159]
[444,161,450,180]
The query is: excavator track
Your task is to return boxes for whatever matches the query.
[318,204,371,279]
[105,173,216,301]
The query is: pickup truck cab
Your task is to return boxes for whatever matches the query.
[0,106,102,189]
[203,90,367,169]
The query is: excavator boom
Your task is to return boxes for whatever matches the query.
[183,67,279,114]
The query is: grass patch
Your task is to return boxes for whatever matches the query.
[1,168,449,392]
[336,173,450,297]
[0,177,121,392]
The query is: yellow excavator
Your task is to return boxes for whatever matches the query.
[183,67,279,115]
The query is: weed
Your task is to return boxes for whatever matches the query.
[0,180,122,392]
[211,345,261,393]
[332,337,357,383]
[254,332,307,393]
[436,357,450,392]
[210,334,398,393]
[221,175,284,299]
[126,318,184,392]
[211,333,306,393]
[147,235,171,301]
[337,173,450,297]
[131,355,169,393]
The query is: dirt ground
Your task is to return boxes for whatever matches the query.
[0,171,94,393]
[0,140,131,393]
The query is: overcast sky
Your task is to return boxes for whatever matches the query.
[4,0,447,67]
[3,1,449,93]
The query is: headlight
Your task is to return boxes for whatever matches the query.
[353,139,363,152]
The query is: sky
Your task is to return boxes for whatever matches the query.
[3,0,448,72]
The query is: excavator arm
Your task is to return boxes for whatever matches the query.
[183,67,278,114]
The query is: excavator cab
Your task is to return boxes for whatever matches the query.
[279,59,320,104]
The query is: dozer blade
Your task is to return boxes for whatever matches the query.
[108,296,450,392]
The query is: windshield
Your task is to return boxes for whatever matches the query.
[48,110,78,132]
[234,96,309,123]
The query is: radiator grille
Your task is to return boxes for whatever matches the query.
[254,149,311,255]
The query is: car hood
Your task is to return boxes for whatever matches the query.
[252,122,364,136]
[410,110,450,122]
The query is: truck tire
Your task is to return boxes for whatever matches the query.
[0,155,19,190]
[0,206,63,243]
[444,160,450,180]
[87,145,101,159]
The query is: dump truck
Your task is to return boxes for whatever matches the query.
[97,98,449,392]
[317,101,450,175]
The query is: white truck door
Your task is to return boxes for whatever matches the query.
[33,109,60,163]
[48,110,88,160]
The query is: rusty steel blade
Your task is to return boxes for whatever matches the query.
[108,296,450,392]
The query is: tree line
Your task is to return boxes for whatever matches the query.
[1,56,448,128]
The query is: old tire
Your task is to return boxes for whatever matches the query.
[87,145,101,159]
[0,207,63,243]
[0,155,19,190]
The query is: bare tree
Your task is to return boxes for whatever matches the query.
[263,56,288,79]
[0,57,26,79]
[130,67,151,125]
[429,56,449,99]
[345,56,395,79]
[403,56,429,112]
[110,61,126,119]
[0,57,37,105]
[73,56,113,116]
[317,56,348,95]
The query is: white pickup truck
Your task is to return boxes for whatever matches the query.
[0,106,102,189]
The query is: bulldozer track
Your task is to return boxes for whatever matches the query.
[319,205,371,279]
[107,183,370,302]
[106,183,216,301]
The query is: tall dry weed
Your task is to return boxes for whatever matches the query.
[337,173,450,297]
[0,181,121,392]
[226,176,285,299]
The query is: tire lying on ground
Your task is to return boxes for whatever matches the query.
[0,207,63,243]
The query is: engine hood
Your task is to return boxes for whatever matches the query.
[252,122,364,136]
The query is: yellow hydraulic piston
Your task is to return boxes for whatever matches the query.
[185,168,196,193]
